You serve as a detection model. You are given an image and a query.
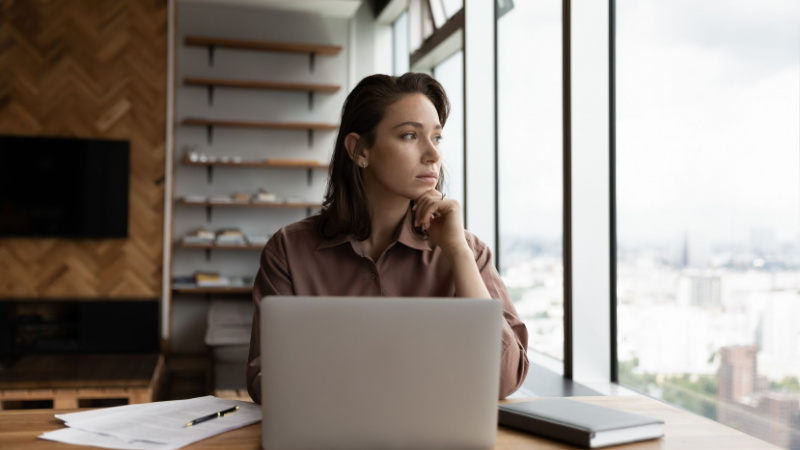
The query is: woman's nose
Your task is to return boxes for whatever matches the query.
[423,138,441,163]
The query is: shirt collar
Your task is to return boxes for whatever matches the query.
[315,210,433,252]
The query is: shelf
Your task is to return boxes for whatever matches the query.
[183,77,341,93]
[185,36,342,56]
[181,118,338,146]
[179,199,323,208]
[178,242,265,250]
[182,118,338,131]
[181,156,328,169]
[183,77,341,109]
[172,286,252,294]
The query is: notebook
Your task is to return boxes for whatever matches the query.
[498,398,664,448]
[259,296,504,450]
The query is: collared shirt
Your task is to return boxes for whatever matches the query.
[246,212,530,403]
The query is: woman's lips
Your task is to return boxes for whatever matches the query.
[416,172,438,183]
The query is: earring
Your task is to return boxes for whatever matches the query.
[360,161,367,168]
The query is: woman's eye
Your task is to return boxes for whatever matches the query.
[433,135,443,144]
[401,133,415,140]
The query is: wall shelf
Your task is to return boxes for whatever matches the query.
[178,242,264,250]
[181,118,338,146]
[183,77,341,108]
[172,286,252,294]
[179,198,322,222]
[181,156,328,169]
[184,35,342,71]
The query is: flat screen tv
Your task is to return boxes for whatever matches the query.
[0,135,130,238]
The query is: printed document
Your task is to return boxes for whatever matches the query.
[39,396,261,450]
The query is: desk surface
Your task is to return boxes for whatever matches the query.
[0,396,778,449]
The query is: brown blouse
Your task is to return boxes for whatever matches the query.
[246,212,530,403]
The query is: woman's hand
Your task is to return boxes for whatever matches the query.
[412,190,468,254]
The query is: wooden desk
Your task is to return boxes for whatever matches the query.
[0,396,778,449]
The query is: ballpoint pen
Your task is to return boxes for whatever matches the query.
[185,405,239,427]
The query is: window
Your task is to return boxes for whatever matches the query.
[433,50,465,208]
[616,1,800,447]
[498,0,563,361]
[393,11,409,75]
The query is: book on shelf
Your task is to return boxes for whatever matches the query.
[497,399,664,449]
[232,192,251,203]
[253,189,279,203]
[216,228,246,245]
[195,271,230,287]
[182,227,215,244]
[172,275,196,289]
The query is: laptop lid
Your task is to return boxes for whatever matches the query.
[260,296,503,450]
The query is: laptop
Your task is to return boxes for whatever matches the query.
[260,296,503,450]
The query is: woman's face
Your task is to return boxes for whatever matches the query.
[361,93,443,203]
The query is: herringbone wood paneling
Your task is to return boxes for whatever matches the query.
[0,0,167,299]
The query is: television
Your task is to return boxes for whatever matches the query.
[0,135,130,238]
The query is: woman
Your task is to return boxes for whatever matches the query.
[246,73,529,403]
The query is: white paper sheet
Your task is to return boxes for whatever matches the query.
[39,396,262,449]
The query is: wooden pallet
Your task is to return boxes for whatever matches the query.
[0,353,164,410]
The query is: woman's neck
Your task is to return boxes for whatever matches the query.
[361,195,410,261]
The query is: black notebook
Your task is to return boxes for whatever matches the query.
[498,398,664,448]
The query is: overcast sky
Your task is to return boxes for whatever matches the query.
[496,0,800,247]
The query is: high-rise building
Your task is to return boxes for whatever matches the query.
[717,345,800,448]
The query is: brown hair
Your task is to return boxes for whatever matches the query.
[318,73,451,240]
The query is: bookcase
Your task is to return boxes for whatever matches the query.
[170,3,350,354]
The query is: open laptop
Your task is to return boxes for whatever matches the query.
[260,296,503,450]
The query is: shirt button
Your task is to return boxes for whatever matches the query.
[369,272,376,280]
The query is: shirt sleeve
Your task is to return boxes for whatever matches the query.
[468,233,531,399]
[246,232,295,404]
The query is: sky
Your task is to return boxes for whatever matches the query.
[496,0,800,247]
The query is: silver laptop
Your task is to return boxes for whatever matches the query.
[260,296,503,450]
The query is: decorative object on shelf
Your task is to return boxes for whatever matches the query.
[253,189,278,203]
[216,228,246,246]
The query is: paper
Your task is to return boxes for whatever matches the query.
[39,396,261,450]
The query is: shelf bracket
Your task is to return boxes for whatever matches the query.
[206,125,214,145]
[309,52,316,73]
[205,205,213,223]
[207,85,215,106]
[308,91,314,111]
[307,129,313,148]
[306,207,312,217]
[307,168,313,186]
[207,45,216,67]
[205,248,211,262]
[206,165,214,184]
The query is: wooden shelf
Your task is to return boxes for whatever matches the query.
[185,36,342,56]
[182,118,338,131]
[184,77,340,93]
[181,156,328,169]
[179,199,323,208]
[178,242,265,250]
[173,286,252,294]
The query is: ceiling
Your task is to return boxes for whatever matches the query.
[179,0,364,19]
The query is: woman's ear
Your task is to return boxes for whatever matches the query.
[344,133,360,161]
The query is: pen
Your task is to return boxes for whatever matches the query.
[185,405,239,427]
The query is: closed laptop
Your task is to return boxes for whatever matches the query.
[260,296,503,450]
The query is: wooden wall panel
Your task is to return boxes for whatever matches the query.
[0,0,168,299]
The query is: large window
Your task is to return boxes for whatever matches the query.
[433,50,465,207]
[615,1,800,447]
[498,0,563,361]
